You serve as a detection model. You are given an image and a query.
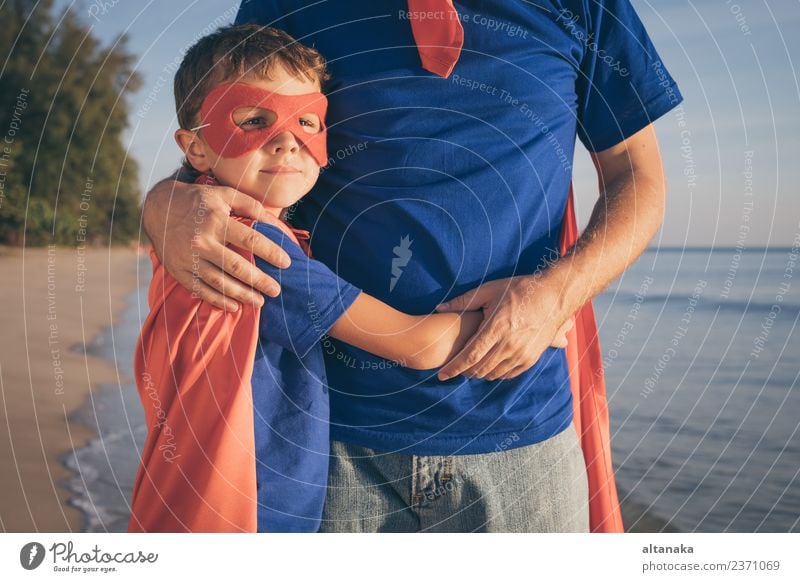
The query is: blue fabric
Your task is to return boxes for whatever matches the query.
[251,222,361,531]
[237,0,683,455]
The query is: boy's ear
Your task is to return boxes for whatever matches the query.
[174,128,213,173]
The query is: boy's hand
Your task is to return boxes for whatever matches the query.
[143,178,293,311]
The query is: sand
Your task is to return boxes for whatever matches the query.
[0,245,141,532]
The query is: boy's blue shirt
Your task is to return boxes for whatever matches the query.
[251,221,361,532]
[236,0,684,456]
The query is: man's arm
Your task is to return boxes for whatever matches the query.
[539,122,666,325]
[142,171,293,311]
[434,122,666,381]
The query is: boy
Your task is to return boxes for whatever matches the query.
[129,24,571,533]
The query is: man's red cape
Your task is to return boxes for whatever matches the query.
[560,185,624,533]
[128,184,622,532]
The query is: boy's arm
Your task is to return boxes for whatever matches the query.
[254,223,572,372]
[328,294,484,370]
[329,295,572,371]
[254,222,481,370]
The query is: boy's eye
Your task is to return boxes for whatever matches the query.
[239,116,268,128]
[230,108,321,133]
[233,107,276,129]
[299,114,321,134]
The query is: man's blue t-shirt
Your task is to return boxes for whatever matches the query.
[237,0,684,455]
[251,222,361,531]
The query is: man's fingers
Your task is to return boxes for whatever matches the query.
[197,259,265,307]
[437,324,498,381]
[208,244,281,299]
[484,357,517,382]
[435,283,495,313]
[549,317,574,348]
[460,342,507,379]
[501,363,529,381]
[559,317,575,335]
[176,272,240,312]
[435,290,477,313]
[226,219,291,271]
[437,346,485,381]
[218,186,272,222]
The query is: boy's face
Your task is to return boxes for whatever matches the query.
[181,64,324,212]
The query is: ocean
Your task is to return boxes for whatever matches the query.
[62,247,799,532]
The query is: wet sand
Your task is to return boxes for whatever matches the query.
[0,245,141,532]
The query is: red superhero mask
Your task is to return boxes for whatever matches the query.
[196,82,328,166]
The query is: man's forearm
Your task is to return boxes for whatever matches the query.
[143,171,178,242]
[541,170,666,321]
[141,167,197,248]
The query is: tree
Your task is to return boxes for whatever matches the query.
[0,0,142,246]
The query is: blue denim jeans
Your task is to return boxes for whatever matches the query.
[319,425,590,532]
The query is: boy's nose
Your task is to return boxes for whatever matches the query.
[265,130,299,156]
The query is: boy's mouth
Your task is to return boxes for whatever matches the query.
[260,165,301,175]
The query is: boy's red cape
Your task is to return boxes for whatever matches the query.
[128,183,623,532]
[129,236,261,532]
[128,174,311,532]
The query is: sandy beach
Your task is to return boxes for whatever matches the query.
[0,245,141,532]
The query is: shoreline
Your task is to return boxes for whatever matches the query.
[60,282,150,533]
[0,245,142,532]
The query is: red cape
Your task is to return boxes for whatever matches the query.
[128,205,310,532]
[129,184,622,532]
[560,185,624,532]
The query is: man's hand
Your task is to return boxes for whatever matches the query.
[143,178,293,311]
[433,275,573,381]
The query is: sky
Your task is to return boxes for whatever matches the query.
[57,0,800,247]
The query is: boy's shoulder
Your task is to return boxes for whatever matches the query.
[253,220,311,257]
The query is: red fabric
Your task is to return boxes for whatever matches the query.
[199,82,329,166]
[128,174,310,532]
[559,184,625,533]
[407,0,464,78]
